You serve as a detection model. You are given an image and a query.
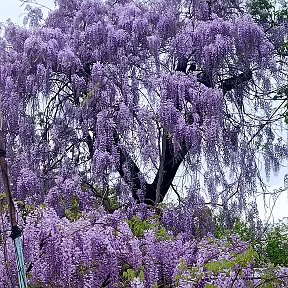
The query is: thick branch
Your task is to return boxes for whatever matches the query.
[149,137,189,204]
[117,141,149,201]
[114,130,183,205]
[82,181,114,213]
[0,131,18,232]
[155,131,167,205]
[221,70,252,94]
[176,57,189,73]
[175,59,252,94]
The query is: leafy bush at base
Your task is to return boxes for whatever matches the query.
[215,215,288,269]
[0,205,287,288]
[259,220,288,268]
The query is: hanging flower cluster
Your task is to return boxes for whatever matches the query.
[0,206,287,288]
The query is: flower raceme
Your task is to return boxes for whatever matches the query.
[0,206,287,287]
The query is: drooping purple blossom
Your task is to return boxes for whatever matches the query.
[0,0,287,286]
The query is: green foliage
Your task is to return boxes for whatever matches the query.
[174,260,197,287]
[64,196,81,221]
[121,266,145,286]
[122,268,136,281]
[127,216,153,237]
[16,200,36,222]
[233,218,253,242]
[248,0,273,22]
[255,266,286,288]
[204,258,235,273]
[107,194,119,211]
[248,0,288,123]
[0,192,8,213]
[174,246,258,287]
[248,0,288,23]
[205,246,258,273]
[155,226,171,240]
[275,3,288,22]
[127,215,171,239]
[214,217,253,241]
[214,215,288,268]
[264,220,288,267]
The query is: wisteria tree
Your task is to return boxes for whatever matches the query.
[0,0,288,287]
[0,0,287,216]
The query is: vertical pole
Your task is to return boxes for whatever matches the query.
[13,232,28,287]
[0,98,27,287]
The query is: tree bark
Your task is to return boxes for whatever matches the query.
[0,130,18,229]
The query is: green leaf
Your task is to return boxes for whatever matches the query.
[122,268,136,281]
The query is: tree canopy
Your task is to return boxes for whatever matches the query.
[1,0,287,214]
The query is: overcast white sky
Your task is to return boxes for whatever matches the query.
[0,0,287,223]
[0,0,54,25]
